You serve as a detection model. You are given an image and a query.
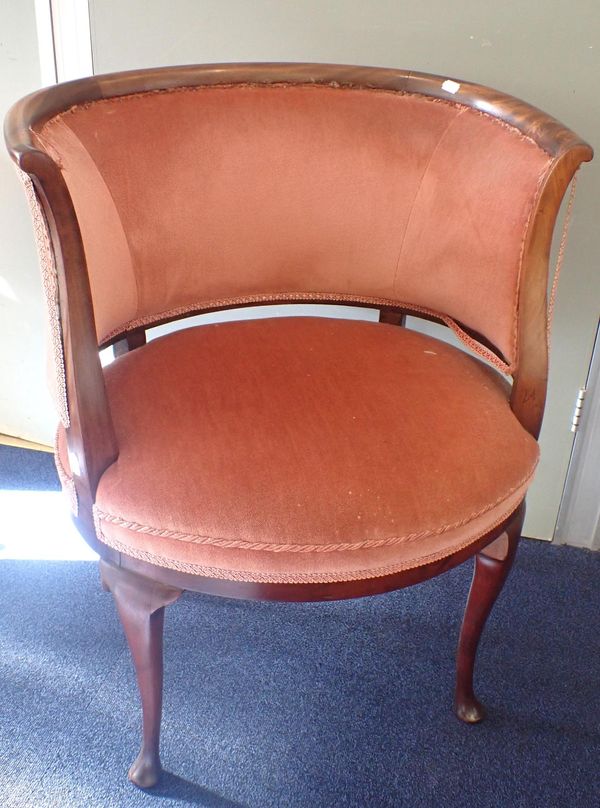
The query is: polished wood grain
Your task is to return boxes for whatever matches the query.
[113,329,147,357]
[379,308,407,327]
[100,560,182,788]
[454,502,524,723]
[5,63,592,159]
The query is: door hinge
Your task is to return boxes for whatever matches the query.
[571,387,587,433]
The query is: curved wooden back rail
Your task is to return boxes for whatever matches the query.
[4,63,593,788]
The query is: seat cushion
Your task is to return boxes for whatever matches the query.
[61,317,539,583]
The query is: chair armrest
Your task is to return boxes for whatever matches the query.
[511,144,593,438]
[16,146,118,519]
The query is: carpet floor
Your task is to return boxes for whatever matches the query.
[0,445,599,807]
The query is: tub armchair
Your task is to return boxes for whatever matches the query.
[5,63,592,788]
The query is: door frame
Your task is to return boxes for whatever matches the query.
[35,0,93,84]
[554,320,600,549]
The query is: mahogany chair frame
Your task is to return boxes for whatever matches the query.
[5,63,593,789]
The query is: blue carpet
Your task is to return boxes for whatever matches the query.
[0,444,60,490]
[0,447,599,807]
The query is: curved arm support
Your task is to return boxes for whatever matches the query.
[18,147,118,521]
[511,146,592,438]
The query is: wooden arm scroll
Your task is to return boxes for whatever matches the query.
[511,144,592,438]
[17,147,118,521]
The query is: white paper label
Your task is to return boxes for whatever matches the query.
[441,79,461,95]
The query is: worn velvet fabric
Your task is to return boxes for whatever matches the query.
[35,84,551,367]
[58,318,538,583]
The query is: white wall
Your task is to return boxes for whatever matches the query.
[0,0,56,445]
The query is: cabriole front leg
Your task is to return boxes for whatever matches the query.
[100,560,182,788]
[454,506,524,723]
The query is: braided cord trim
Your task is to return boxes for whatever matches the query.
[102,291,513,375]
[17,168,70,428]
[93,458,536,555]
[53,427,78,516]
[93,497,524,585]
[547,172,579,348]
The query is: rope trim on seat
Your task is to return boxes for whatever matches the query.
[92,497,525,584]
[93,458,537,555]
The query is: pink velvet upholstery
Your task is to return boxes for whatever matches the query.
[57,318,537,583]
[35,84,551,369]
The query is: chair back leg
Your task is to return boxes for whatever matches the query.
[454,504,525,723]
[100,560,182,788]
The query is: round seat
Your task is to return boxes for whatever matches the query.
[59,316,538,584]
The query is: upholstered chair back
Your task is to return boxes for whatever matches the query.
[32,82,552,371]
